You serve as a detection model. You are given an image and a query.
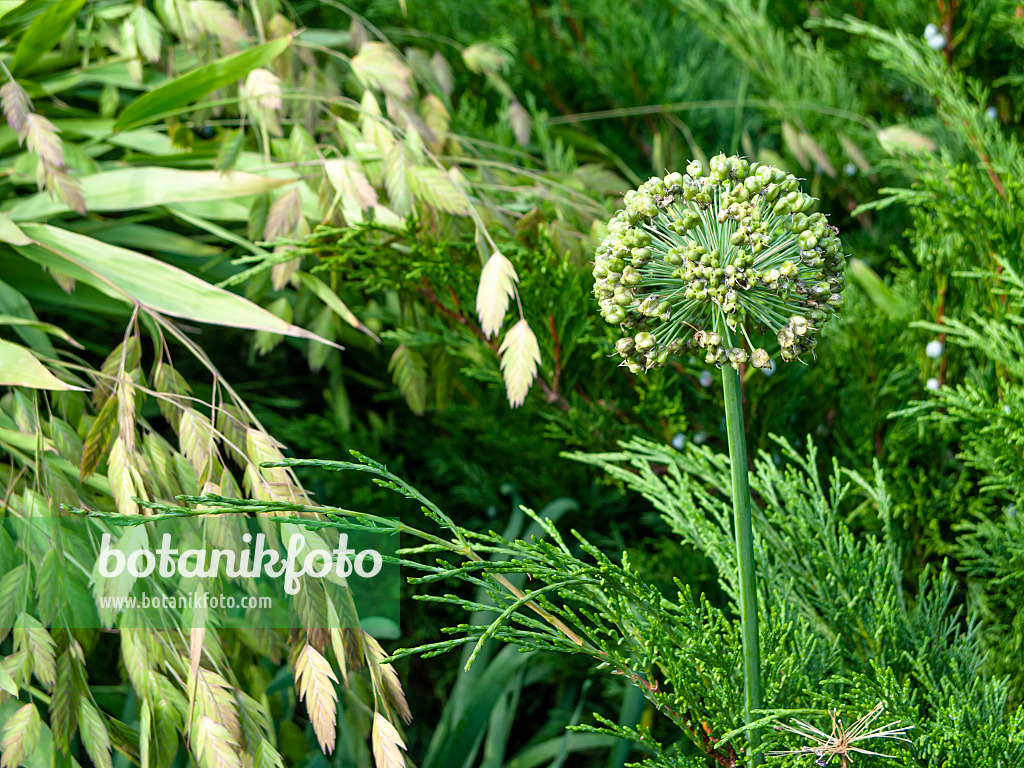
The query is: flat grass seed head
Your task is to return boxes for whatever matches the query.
[593,154,847,373]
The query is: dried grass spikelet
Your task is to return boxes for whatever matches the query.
[242,68,283,136]
[294,643,339,754]
[1,78,86,214]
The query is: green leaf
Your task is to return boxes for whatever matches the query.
[0,314,81,345]
[0,214,33,246]
[0,277,53,355]
[13,224,341,347]
[388,345,427,416]
[0,0,57,33]
[11,0,85,75]
[848,258,906,319]
[0,338,83,390]
[68,222,222,258]
[113,36,293,132]
[295,271,378,342]
[4,167,289,221]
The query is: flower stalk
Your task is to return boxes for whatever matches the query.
[721,325,763,767]
[592,154,848,767]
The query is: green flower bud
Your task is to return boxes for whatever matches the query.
[710,153,731,181]
[635,332,656,351]
[686,159,704,177]
[605,306,626,324]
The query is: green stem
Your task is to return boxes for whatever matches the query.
[720,328,763,767]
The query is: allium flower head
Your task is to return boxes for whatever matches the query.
[593,154,847,373]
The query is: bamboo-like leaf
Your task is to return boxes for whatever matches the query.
[6,167,290,221]
[79,698,114,768]
[14,225,339,347]
[498,319,541,408]
[388,345,427,416]
[0,703,41,768]
[11,0,85,75]
[0,338,82,390]
[848,258,906,319]
[294,644,338,754]
[408,165,470,215]
[114,36,292,131]
[295,271,376,341]
[476,251,518,338]
[350,42,412,101]
[371,711,406,768]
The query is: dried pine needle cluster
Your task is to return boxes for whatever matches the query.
[769,702,913,766]
[592,154,847,373]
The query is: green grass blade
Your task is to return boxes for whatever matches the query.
[112,36,292,131]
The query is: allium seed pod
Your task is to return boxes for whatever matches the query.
[593,155,847,372]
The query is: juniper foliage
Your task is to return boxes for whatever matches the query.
[186,436,1024,767]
